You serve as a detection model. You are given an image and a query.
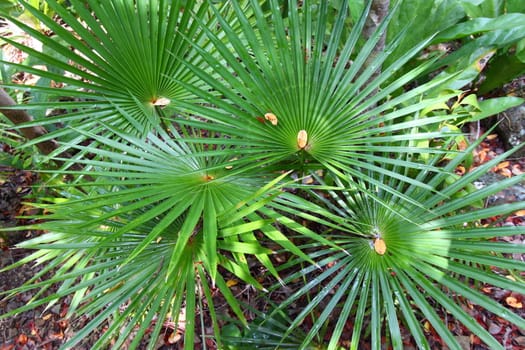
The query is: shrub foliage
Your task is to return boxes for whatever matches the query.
[1,1,524,349]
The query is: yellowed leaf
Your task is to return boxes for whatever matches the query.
[514,209,525,217]
[499,167,512,178]
[496,161,510,170]
[297,129,308,149]
[103,281,124,294]
[455,166,466,175]
[264,112,278,125]
[168,330,182,344]
[302,175,314,184]
[506,296,523,309]
[373,238,386,255]
[477,150,487,163]
[474,50,495,72]
[226,279,238,288]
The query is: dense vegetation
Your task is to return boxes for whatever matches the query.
[1,1,525,349]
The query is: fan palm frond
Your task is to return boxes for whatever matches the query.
[174,0,465,196]
[1,0,211,143]
[269,135,525,349]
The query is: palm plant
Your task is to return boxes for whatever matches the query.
[259,133,525,349]
[1,0,212,145]
[175,0,465,191]
[1,124,328,349]
[1,1,524,350]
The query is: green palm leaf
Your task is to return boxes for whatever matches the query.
[0,124,320,349]
[1,0,211,143]
[2,1,524,349]
[173,0,465,194]
[267,138,525,349]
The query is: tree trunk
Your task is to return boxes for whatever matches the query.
[0,88,60,156]
[363,0,390,74]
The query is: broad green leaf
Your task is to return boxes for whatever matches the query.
[436,13,525,41]
[386,0,465,65]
